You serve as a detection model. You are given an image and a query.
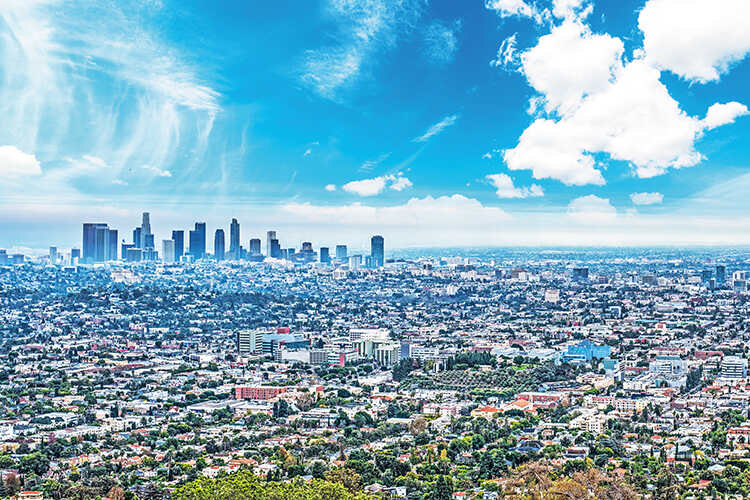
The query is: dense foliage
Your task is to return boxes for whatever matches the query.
[170,470,372,500]
[403,361,576,395]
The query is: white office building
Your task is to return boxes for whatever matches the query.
[721,356,748,379]
[162,239,175,263]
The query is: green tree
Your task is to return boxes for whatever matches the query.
[431,475,453,500]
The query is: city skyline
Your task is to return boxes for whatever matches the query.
[69,212,389,266]
[2,0,750,249]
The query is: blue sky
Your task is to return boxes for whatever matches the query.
[1,0,750,251]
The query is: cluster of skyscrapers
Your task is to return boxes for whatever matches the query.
[78,212,386,268]
[82,223,118,262]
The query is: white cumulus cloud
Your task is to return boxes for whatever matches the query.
[552,0,590,20]
[520,20,624,115]
[282,194,510,227]
[390,175,413,191]
[639,0,750,83]
[490,0,750,186]
[567,194,617,223]
[496,9,750,185]
[703,102,749,130]
[485,0,541,22]
[342,177,389,196]
[486,173,543,198]
[342,173,412,196]
[325,184,337,192]
[0,146,42,177]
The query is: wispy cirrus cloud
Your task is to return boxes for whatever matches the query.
[0,0,220,199]
[360,152,391,172]
[630,192,663,205]
[413,114,459,143]
[141,165,172,178]
[300,0,424,100]
[422,20,461,65]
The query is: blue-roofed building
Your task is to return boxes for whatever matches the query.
[562,340,611,363]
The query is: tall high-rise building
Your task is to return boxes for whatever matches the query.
[229,218,240,260]
[336,245,347,260]
[49,246,57,264]
[270,238,281,258]
[266,231,277,257]
[236,330,263,354]
[249,238,261,255]
[71,248,80,262]
[83,223,104,262]
[189,222,206,259]
[94,225,110,262]
[140,212,153,249]
[122,242,134,260]
[162,240,175,263]
[320,247,330,263]
[717,264,727,284]
[171,230,184,260]
[214,229,225,260]
[188,230,199,258]
[108,229,118,260]
[299,242,314,262]
[371,235,384,268]
[83,223,114,263]
[133,227,142,248]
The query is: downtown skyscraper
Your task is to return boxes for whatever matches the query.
[248,238,261,256]
[266,231,276,257]
[140,212,153,250]
[82,223,117,263]
[371,235,384,268]
[214,229,225,261]
[172,230,184,261]
[229,218,240,260]
[189,222,207,259]
[335,245,347,261]
[266,230,282,258]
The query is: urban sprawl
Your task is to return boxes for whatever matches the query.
[2,215,750,499]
